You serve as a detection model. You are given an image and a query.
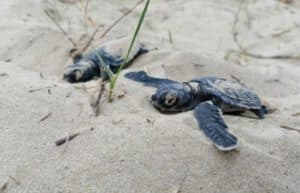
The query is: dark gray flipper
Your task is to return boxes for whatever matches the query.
[125,71,178,87]
[252,105,268,119]
[194,101,238,151]
[125,47,148,68]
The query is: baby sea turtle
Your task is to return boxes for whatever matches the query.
[63,42,148,83]
[125,71,267,151]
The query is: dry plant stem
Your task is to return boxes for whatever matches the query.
[229,50,300,60]
[0,182,8,193]
[55,128,94,146]
[240,51,300,60]
[44,9,77,48]
[94,0,144,41]
[280,125,300,133]
[93,79,106,116]
[292,112,300,116]
[60,132,70,157]
[39,112,52,123]
[8,176,20,185]
[83,0,89,24]
[230,0,300,61]
[79,0,89,28]
[168,30,173,44]
[55,132,79,146]
[28,86,52,93]
[230,74,241,82]
[272,29,291,37]
[232,0,245,52]
[281,0,293,4]
[78,0,144,54]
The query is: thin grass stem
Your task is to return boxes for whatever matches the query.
[108,0,151,102]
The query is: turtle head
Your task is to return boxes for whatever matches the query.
[150,83,198,113]
[63,61,99,83]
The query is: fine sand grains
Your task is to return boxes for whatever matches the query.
[0,0,300,193]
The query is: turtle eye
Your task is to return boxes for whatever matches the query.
[164,92,177,106]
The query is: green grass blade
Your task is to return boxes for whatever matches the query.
[92,47,114,79]
[108,0,151,102]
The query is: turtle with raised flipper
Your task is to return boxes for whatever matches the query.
[125,71,267,151]
[63,41,148,83]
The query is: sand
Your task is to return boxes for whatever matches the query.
[1,0,300,192]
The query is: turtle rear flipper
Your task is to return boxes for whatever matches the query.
[194,101,238,151]
[125,43,149,68]
[251,106,268,119]
[125,71,178,87]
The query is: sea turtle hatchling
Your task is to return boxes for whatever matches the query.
[63,41,148,83]
[125,71,267,151]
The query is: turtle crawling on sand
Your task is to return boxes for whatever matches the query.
[125,71,267,151]
[63,43,148,83]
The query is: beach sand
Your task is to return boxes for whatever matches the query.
[1,0,300,192]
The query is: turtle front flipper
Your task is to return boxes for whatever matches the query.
[194,101,238,151]
[125,71,178,87]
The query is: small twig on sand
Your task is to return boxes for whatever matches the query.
[92,79,106,116]
[146,118,154,126]
[0,73,8,77]
[280,125,300,133]
[39,72,44,79]
[28,86,52,93]
[242,52,300,60]
[55,132,76,146]
[168,30,173,44]
[76,0,144,56]
[83,0,89,25]
[292,112,300,116]
[232,0,245,52]
[232,50,300,60]
[0,182,8,193]
[230,74,241,82]
[281,0,293,4]
[228,0,300,61]
[39,112,52,123]
[60,132,70,156]
[9,176,20,185]
[95,0,144,40]
[44,9,77,48]
[192,63,205,67]
[55,128,94,146]
[272,29,291,37]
